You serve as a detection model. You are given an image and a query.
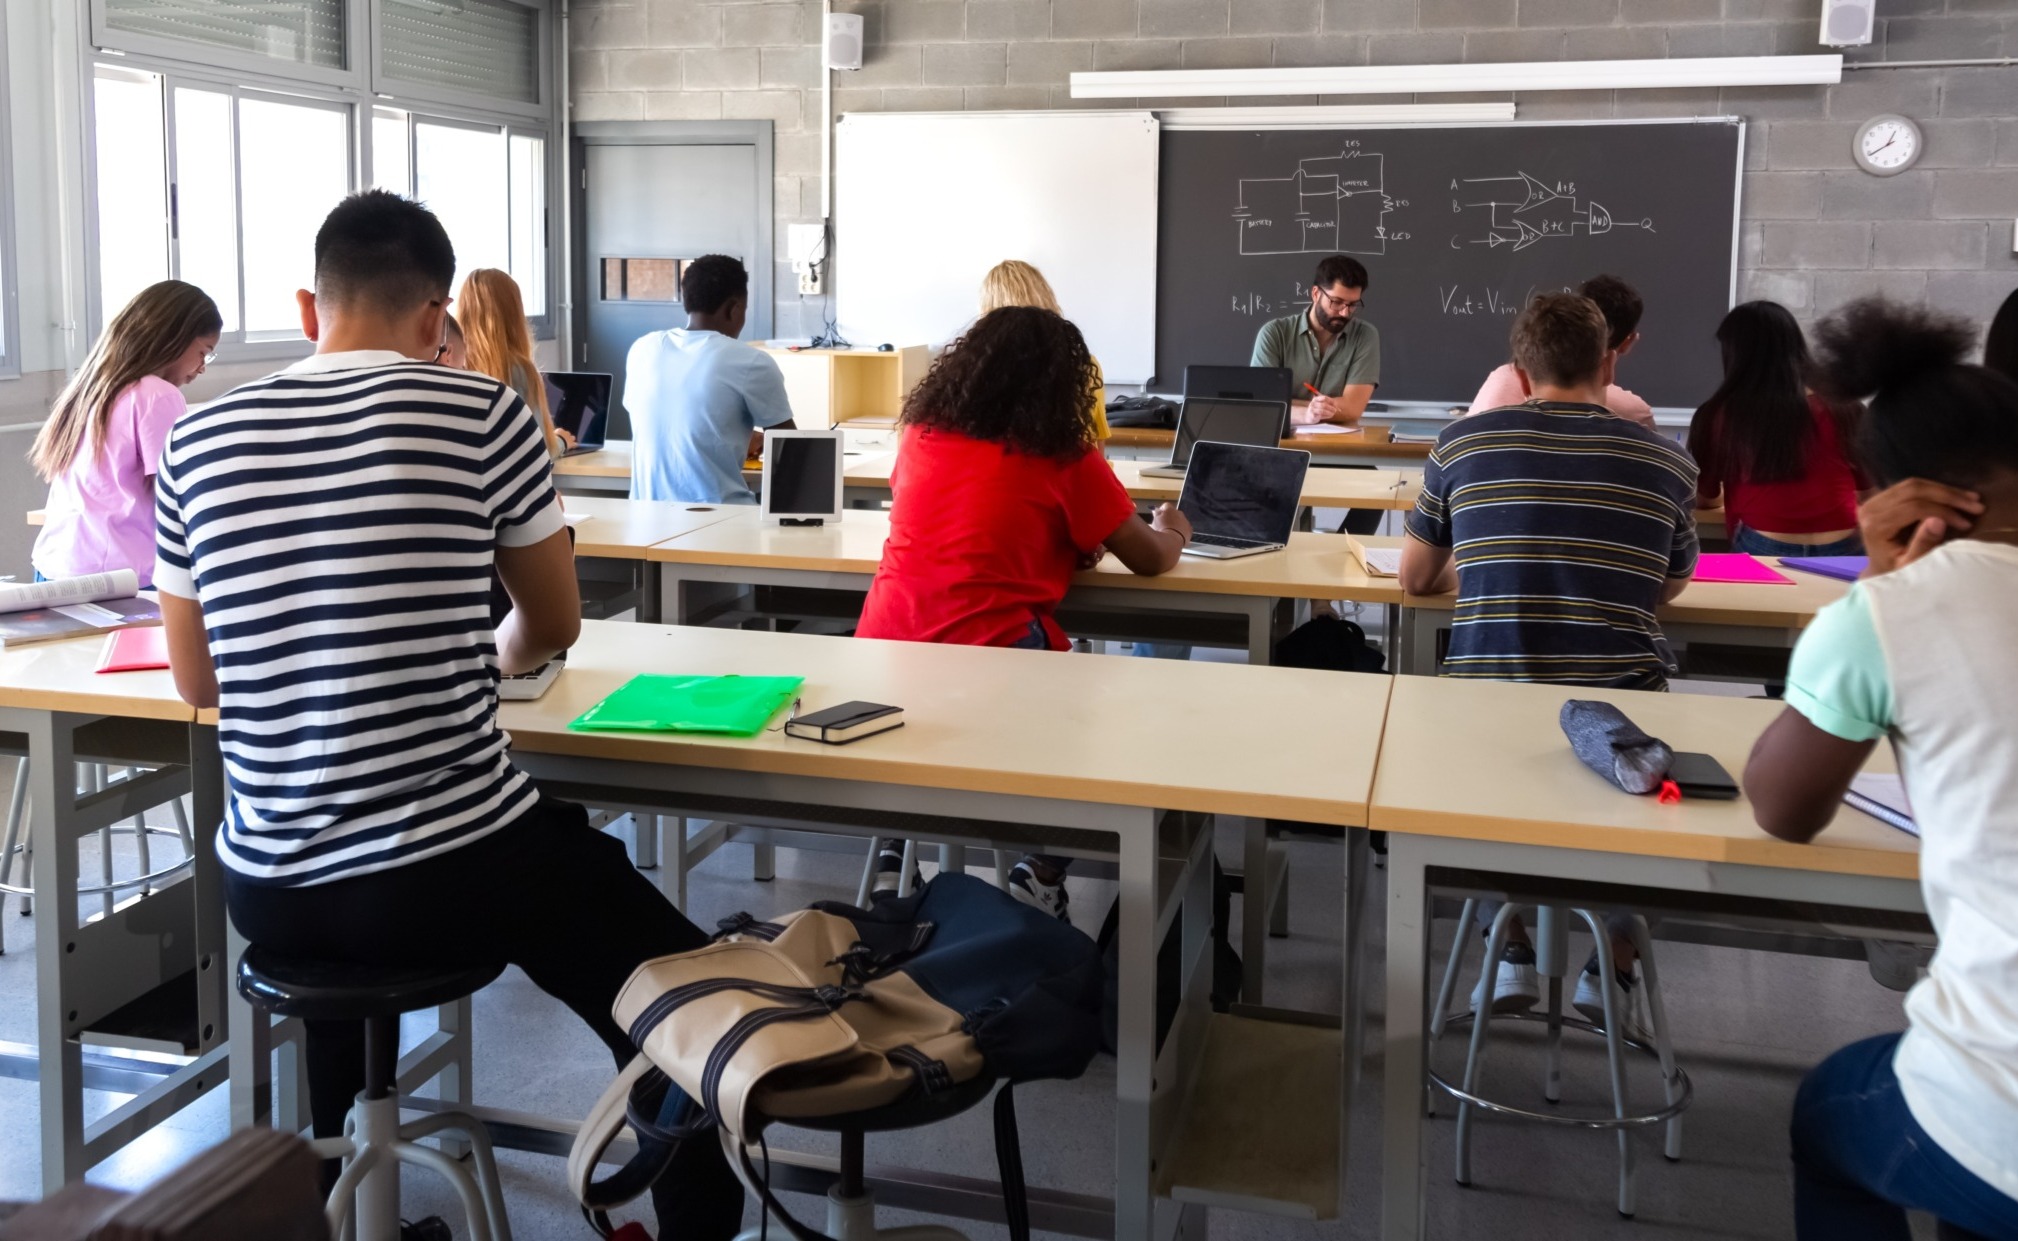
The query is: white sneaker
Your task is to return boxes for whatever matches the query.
[1007,862,1070,923]
[1573,966,1652,1045]
[1471,957,1540,1015]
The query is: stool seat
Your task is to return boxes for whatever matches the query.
[236,946,505,1023]
[763,1072,997,1135]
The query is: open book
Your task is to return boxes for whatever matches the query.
[1345,536,1401,578]
[0,570,162,649]
[1845,773,1916,837]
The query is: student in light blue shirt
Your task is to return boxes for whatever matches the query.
[625,254,794,503]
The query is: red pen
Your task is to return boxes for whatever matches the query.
[1303,382,1323,398]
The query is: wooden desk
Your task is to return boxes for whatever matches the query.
[1368,678,1920,1241]
[842,452,1418,512]
[562,495,743,560]
[647,507,1405,664]
[0,636,228,1189]
[1104,422,1434,469]
[1394,560,1852,676]
[500,621,1389,1236]
[552,441,632,495]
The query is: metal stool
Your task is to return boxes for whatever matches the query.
[725,1073,1004,1241]
[235,947,513,1241]
[0,759,197,949]
[1429,902,1690,1218]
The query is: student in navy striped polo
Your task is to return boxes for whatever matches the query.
[155,191,743,1237]
[1399,291,1699,1025]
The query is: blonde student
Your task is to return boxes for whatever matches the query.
[30,280,221,586]
[457,268,568,456]
[979,260,1110,441]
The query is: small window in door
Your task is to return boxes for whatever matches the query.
[602,257,684,302]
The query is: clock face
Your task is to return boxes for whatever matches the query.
[1858,117,1921,174]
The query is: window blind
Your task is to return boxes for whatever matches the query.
[379,0,538,105]
[103,0,345,69]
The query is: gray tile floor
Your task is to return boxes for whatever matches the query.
[0,772,1920,1241]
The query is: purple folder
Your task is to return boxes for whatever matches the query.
[1778,556,1867,582]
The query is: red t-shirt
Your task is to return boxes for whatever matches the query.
[1696,395,1867,535]
[857,426,1137,650]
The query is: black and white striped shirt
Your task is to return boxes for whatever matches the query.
[155,351,565,887]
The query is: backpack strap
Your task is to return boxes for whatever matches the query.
[993,1084,1031,1241]
[568,1054,670,1234]
[731,1129,841,1241]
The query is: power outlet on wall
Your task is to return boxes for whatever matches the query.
[789,222,828,297]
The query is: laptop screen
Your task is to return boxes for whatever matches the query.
[1178,442,1310,545]
[766,435,840,516]
[1182,365,1294,407]
[1170,398,1288,466]
[543,372,612,448]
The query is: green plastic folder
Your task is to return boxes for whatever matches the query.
[568,675,805,737]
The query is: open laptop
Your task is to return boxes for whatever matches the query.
[542,371,612,456]
[1182,364,1295,408]
[1176,441,1311,560]
[1140,397,1289,480]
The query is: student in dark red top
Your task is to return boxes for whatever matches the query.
[1688,301,1867,558]
[857,305,1191,917]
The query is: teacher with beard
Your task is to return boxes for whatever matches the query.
[1249,254,1383,533]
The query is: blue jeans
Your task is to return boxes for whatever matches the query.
[1130,642,1191,660]
[1791,1033,2018,1241]
[1732,524,1864,559]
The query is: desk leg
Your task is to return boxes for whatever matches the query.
[30,713,83,1191]
[1241,816,1268,1005]
[1113,807,1159,1241]
[1344,826,1371,1090]
[639,562,662,625]
[1399,607,1441,677]
[228,919,273,1131]
[1243,598,1273,666]
[1381,835,1431,1241]
[190,725,227,1060]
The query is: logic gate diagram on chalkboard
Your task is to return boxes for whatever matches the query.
[1157,121,1743,410]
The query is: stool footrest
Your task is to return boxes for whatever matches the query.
[1429,1010,1691,1129]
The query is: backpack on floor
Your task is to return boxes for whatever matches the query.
[567,873,1103,1241]
[1273,615,1386,673]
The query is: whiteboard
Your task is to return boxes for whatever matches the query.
[835,111,1160,383]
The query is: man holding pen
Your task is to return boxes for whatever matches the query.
[1250,254,1385,535]
[1250,255,1381,428]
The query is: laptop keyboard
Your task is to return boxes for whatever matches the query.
[1190,532,1266,549]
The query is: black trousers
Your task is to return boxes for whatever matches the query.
[227,795,745,1240]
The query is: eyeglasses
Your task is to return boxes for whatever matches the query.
[1315,288,1363,312]
[433,343,450,363]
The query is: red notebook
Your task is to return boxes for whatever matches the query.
[96,626,171,673]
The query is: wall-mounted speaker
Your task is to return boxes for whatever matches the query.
[1819,0,1874,47]
[825,13,864,72]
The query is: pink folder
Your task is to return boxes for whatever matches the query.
[1694,553,1794,585]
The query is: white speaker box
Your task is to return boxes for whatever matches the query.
[824,13,864,71]
[1819,0,1875,48]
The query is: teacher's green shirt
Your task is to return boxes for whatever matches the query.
[1250,312,1381,397]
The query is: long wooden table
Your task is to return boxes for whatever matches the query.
[495,621,1389,1238]
[1105,422,1435,468]
[0,637,227,1190]
[1394,559,1853,675]
[1368,678,1920,1240]
[647,507,1403,665]
[842,452,1420,512]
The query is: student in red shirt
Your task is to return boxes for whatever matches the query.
[857,305,1191,916]
[1688,301,1867,558]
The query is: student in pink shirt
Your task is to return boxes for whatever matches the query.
[1466,274,1655,428]
[30,281,221,586]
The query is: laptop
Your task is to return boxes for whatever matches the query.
[1139,397,1289,480]
[542,371,612,457]
[1182,365,1295,407]
[1176,441,1311,560]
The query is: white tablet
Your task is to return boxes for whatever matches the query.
[761,429,845,526]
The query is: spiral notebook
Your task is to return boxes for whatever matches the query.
[1693,553,1794,585]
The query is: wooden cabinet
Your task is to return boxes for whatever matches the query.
[758,345,929,430]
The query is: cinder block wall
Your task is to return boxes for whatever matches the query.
[569,0,2018,345]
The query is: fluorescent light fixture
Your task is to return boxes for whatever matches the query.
[1069,54,1843,100]
[1159,102,1517,128]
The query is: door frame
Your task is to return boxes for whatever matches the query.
[569,120,776,368]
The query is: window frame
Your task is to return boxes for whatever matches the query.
[0,0,21,379]
[81,0,560,360]
[370,0,550,124]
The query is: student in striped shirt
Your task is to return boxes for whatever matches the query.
[1399,292,1699,1023]
[155,191,743,1237]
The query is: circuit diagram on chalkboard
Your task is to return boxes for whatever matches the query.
[1233,150,1401,257]
[1453,172,1652,251]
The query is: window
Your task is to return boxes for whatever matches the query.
[101,0,347,73]
[378,0,538,107]
[379,111,547,317]
[94,66,353,341]
[0,2,18,375]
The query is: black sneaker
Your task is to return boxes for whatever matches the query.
[1007,860,1070,922]
[870,839,922,902]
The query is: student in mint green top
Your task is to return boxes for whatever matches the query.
[625,255,795,504]
[1744,298,2018,1241]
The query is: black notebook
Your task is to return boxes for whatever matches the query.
[783,701,904,745]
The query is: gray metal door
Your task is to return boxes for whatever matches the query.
[579,140,766,438]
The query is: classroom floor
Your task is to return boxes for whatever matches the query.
[0,722,1930,1240]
